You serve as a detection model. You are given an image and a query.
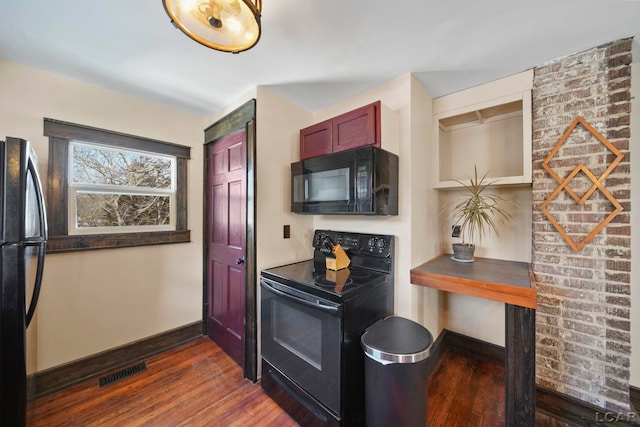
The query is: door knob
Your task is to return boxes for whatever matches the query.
[236,257,246,265]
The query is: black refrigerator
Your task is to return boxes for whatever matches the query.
[0,137,48,426]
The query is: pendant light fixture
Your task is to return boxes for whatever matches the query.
[163,0,261,54]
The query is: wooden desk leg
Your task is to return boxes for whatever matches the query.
[505,304,536,426]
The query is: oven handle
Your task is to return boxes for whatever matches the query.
[260,278,340,316]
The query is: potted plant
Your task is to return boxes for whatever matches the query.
[443,165,515,262]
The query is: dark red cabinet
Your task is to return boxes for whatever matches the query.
[299,101,381,160]
[299,120,332,160]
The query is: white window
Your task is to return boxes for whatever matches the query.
[45,118,191,252]
[68,142,176,235]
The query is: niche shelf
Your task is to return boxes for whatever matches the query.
[433,70,533,190]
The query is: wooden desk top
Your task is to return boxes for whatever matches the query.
[410,254,537,309]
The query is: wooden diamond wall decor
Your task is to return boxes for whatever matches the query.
[540,116,624,252]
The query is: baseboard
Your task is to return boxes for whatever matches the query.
[537,386,639,427]
[423,327,447,379]
[440,329,505,366]
[29,321,203,399]
[631,386,639,413]
[433,329,640,426]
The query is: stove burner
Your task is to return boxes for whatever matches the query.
[314,275,353,288]
[346,269,372,280]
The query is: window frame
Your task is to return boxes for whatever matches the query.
[44,118,190,253]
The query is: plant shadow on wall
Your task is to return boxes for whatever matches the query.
[441,165,517,262]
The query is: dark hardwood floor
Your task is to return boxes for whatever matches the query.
[427,347,505,426]
[28,338,297,426]
[28,337,506,426]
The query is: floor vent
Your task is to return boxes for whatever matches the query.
[99,362,147,388]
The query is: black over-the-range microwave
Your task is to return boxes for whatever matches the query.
[291,146,398,215]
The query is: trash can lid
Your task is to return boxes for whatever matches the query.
[361,316,433,364]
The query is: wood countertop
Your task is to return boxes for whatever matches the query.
[410,254,537,309]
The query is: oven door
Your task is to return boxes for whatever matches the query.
[260,277,342,415]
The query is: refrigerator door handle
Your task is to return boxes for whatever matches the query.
[24,148,48,327]
[24,241,46,327]
[27,153,48,240]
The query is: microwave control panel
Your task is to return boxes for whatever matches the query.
[355,164,370,199]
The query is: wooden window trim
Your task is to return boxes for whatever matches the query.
[44,118,191,253]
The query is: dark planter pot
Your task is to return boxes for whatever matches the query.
[452,243,475,262]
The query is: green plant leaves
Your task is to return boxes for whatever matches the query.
[443,165,515,244]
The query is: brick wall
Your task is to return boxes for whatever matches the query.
[532,38,632,411]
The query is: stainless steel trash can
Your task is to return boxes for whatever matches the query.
[361,316,434,427]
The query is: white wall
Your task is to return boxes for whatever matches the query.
[204,87,315,273]
[308,74,444,337]
[631,62,639,388]
[0,60,207,371]
[254,87,315,272]
[409,76,441,334]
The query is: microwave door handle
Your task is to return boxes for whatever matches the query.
[261,279,339,316]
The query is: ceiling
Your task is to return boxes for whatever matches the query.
[1,1,639,117]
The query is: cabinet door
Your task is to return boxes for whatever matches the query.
[332,101,380,153]
[299,119,332,160]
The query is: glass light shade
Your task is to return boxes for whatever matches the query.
[163,0,261,53]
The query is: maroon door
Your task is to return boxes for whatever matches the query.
[206,129,246,367]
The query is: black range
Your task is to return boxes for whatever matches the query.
[260,229,395,426]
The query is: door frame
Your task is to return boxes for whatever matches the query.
[203,99,257,382]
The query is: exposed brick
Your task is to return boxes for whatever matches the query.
[562,299,603,312]
[607,102,631,115]
[564,342,606,359]
[604,307,630,321]
[534,62,562,76]
[560,328,599,346]
[607,53,632,68]
[608,78,632,92]
[609,91,631,103]
[538,358,562,373]
[605,116,631,128]
[606,329,631,343]
[606,38,633,55]
[607,127,631,139]
[604,259,631,271]
[606,341,631,354]
[605,283,631,294]
[604,272,631,283]
[537,313,561,326]
[564,99,597,112]
[565,75,600,89]
[607,66,631,80]
[532,38,632,411]
[605,364,630,380]
[603,236,630,247]
[561,309,594,324]
[603,396,632,413]
[537,345,561,359]
[604,318,631,331]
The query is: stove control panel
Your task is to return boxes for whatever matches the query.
[313,230,393,258]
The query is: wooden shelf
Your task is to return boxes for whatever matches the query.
[433,175,532,190]
[410,254,536,309]
[411,253,538,425]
